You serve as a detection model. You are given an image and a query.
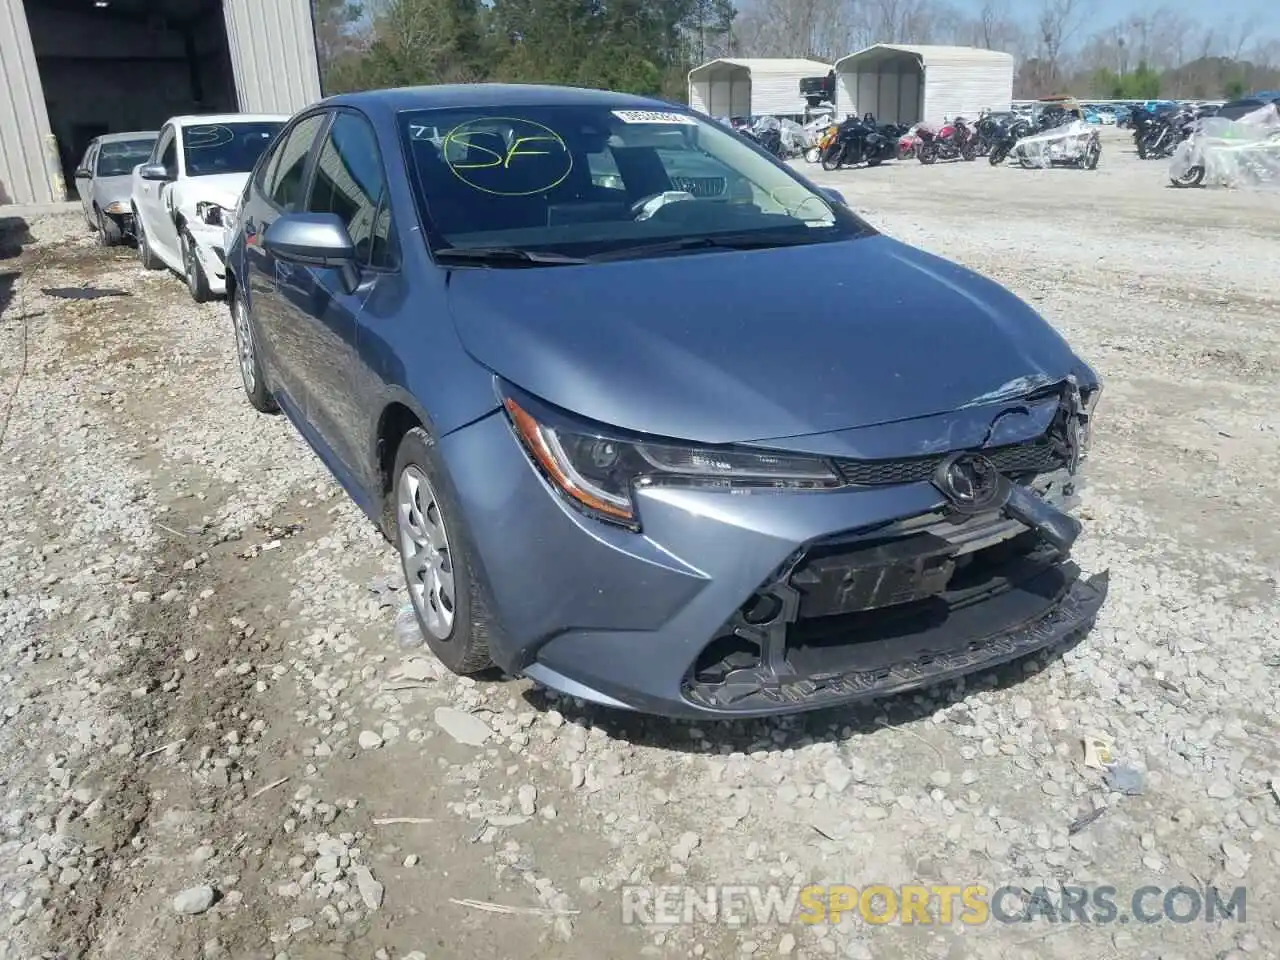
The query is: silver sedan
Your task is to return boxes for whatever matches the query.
[73,131,158,246]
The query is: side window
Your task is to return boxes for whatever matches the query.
[264,114,326,213]
[308,112,396,269]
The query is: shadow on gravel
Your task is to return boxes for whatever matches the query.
[519,631,1090,754]
[0,215,34,320]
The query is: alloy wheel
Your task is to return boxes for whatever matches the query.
[232,296,257,394]
[397,465,455,639]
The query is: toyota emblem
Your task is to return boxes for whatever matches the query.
[932,452,1005,513]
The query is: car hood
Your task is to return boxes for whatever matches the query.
[446,235,1089,444]
[182,173,249,212]
[93,175,134,205]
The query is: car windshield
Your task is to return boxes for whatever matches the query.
[183,122,284,176]
[96,138,155,177]
[398,104,871,260]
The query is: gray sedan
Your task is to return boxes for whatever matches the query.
[74,131,158,246]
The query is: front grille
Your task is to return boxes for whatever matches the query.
[670,175,726,197]
[835,438,1064,486]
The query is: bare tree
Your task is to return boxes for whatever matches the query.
[1035,0,1089,88]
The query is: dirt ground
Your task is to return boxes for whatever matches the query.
[0,127,1277,960]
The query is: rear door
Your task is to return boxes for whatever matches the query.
[239,111,329,411]
[278,108,396,482]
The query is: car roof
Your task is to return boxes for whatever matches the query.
[321,83,683,114]
[168,114,290,127]
[96,130,158,144]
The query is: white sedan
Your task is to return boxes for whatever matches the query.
[131,113,287,302]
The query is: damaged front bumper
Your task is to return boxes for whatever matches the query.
[449,380,1107,719]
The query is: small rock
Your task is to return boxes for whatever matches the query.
[778,932,796,955]
[822,758,852,794]
[517,785,537,816]
[403,854,419,867]
[1207,779,1236,800]
[351,866,383,910]
[358,731,384,751]
[173,885,216,915]
[434,707,492,746]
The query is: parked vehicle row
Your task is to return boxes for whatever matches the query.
[72,112,288,302]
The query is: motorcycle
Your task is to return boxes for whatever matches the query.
[820,114,896,170]
[807,123,839,164]
[917,117,976,164]
[987,114,1034,165]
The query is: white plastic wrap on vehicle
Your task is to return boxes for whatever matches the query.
[1168,104,1280,188]
[1011,120,1100,168]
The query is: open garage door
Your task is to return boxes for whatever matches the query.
[25,0,240,187]
[4,0,320,203]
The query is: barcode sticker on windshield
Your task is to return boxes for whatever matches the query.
[612,110,696,125]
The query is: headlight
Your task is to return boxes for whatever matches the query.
[102,200,130,215]
[195,201,224,226]
[501,386,842,529]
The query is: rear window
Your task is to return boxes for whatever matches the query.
[183,122,285,177]
[96,138,156,177]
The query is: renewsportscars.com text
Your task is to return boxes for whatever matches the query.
[620,883,1247,927]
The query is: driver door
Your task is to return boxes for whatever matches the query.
[136,126,179,262]
[75,141,98,224]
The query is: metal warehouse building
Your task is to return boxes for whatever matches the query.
[0,0,322,206]
[688,58,832,118]
[833,44,1014,125]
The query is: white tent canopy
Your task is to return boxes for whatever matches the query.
[688,58,832,118]
[833,44,1014,125]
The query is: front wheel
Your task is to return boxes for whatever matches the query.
[95,208,122,247]
[804,147,820,163]
[182,232,213,303]
[866,155,883,167]
[393,427,496,675]
[1170,165,1205,188]
[917,144,936,164]
[961,142,977,161]
[989,145,1009,166]
[820,148,842,172]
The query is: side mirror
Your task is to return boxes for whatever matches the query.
[139,163,172,182]
[264,213,359,291]
[74,166,91,179]
[819,187,848,207]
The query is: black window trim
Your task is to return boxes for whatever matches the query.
[260,108,332,216]
[305,106,400,275]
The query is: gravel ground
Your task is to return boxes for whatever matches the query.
[0,128,1277,960]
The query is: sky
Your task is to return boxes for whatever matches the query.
[957,0,1280,44]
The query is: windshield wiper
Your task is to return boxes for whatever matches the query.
[434,246,589,267]
[589,232,825,262]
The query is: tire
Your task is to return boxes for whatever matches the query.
[230,286,278,414]
[96,208,122,247]
[392,427,496,675]
[1136,140,1147,160]
[1083,139,1101,170]
[961,142,977,161]
[866,155,883,167]
[820,148,842,171]
[917,144,936,164]
[181,232,213,303]
[897,143,912,160]
[135,213,164,270]
[803,147,820,163]
[989,145,1008,166]
[1170,165,1205,188]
